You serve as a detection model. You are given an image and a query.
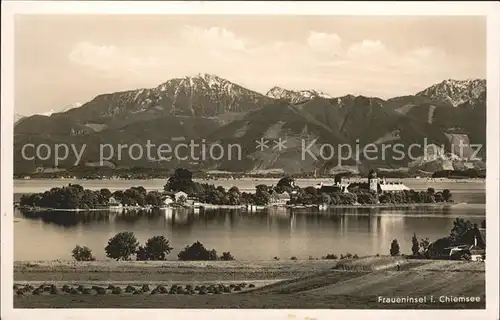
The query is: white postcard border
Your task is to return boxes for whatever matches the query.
[1,1,499,319]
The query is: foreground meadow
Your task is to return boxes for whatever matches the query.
[14,256,485,309]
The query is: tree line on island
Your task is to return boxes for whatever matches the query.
[20,168,454,210]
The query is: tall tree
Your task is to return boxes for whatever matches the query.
[164,168,195,193]
[411,233,420,256]
[450,218,473,240]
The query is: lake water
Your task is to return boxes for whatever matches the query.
[13,179,486,261]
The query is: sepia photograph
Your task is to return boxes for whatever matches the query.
[1,1,499,319]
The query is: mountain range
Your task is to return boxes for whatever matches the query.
[14,74,486,175]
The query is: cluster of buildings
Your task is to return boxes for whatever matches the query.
[108,190,190,211]
[266,170,412,207]
[106,170,411,210]
[270,190,292,206]
[314,170,410,194]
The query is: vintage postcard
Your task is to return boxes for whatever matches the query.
[1,1,499,320]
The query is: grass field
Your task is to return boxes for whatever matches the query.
[13,256,485,309]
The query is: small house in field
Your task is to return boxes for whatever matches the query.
[457,226,486,249]
[270,191,291,206]
[428,225,486,260]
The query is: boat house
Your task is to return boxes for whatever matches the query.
[270,191,291,206]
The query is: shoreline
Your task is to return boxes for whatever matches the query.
[15,201,471,212]
[14,177,487,181]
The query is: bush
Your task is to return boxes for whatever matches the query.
[135,246,150,261]
[158,285,167,294]
[112,287,123,294]
[105,232,139,261]
[177,241,218,261]
[290,256,298,261]
[72,245,96,261]
[390,239,400,256]
[323,253,338,260]
[96,287,106,295]
[220,251,235,261]
[82,288,92,295]
[136,236,173,261]
[353,254,359,259]
[125,285,135,293]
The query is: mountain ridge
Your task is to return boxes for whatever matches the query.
[416,79,486,107]
[266,86,333,104]
[14,75,486,174]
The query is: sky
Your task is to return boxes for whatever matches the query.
[15,15,486,116]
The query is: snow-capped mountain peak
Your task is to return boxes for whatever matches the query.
[71,74,273,119]
[416,79,486,107]
[266,86,332,103]
[34,103,83,118]
[62,102,83,112]
[14,113,25,124]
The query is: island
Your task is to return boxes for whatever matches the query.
[17,168,455,213]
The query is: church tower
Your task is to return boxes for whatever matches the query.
[368,169,378,193]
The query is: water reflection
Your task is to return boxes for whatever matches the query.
[15,205,485,261]
[17,205,483,230]
[19,210,112,228]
